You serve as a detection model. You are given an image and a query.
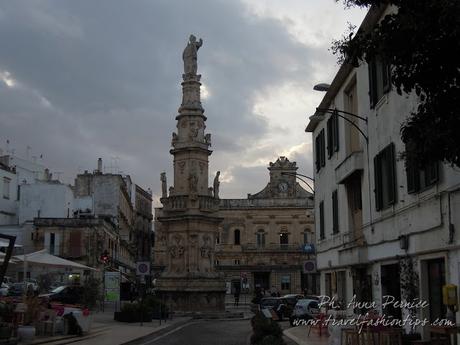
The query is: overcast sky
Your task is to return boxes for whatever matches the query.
[0,0,366,204]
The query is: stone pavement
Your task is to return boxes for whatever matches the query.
[23,310,192,345]
[283,325,330,345]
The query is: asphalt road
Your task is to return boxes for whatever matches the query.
[140,319,252,345]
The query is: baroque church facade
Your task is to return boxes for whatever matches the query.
[215,157,317,296]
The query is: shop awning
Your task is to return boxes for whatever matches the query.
[13,250,97,271]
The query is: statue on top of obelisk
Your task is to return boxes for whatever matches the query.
[182,35,203,77]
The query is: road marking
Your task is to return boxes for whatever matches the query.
[137,321,198,345]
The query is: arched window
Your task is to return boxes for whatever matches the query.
[234,229,241,245]
[256,229,265,248]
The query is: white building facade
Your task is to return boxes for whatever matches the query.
[306,5,460,336]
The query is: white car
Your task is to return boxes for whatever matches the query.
[0,283,9,296]
[289,299,320,326]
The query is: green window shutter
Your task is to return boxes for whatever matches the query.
[319,201,325,240]
[406,158,420,194]
[368,60,377,109]
[320,130,326,167]
[382,61,391,94]
[333,114,339,152]
[327,117,333,158]
[374,154,382,211]
[315,135,321,172]
[332,190,339,234]
[387,143,397,205]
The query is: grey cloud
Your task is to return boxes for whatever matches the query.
[0,0,319,197]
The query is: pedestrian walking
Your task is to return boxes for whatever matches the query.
[234,289,240,307]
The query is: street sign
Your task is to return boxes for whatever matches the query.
[136,261,150,276]
[302,260,316,273]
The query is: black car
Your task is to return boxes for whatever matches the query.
[40,285,84,304]
[259,297,292,320]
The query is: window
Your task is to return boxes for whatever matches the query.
[214,259,219,266]
[234,259,240,265]
[303,230,310,244]
[332,190,339,234]
[319,201,325,240]
[216,233,220,244]
[256,230,265,248]
[50,233,56,255]
[327,114,339,158]
[280,232,289,246]
[234,229,241,245]
[315,129,326,172]
[281,275,291,290]
[17,185,20,201]
[2,177,10,199]
[337,271,347,305]
[406,153,439,193]
[374,143,397,211]
[369,57,391,108]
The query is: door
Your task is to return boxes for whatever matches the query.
[427,258,446,322]
[346,173,363,244]
[381,264,402,320]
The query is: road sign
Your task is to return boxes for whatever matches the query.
[302,260,316,273]
[136,261,150,276]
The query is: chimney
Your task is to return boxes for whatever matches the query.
[97,158,102,173]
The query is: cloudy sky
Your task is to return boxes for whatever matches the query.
[0,0,366,204]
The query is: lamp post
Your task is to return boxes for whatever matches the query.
[311,106,374,233]
[281,172,315,194]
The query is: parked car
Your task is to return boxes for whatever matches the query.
[0,283,9,296]
[289,299,320,326]
[8,282,27,296]
[259,297,291,320]
[40,285,84,304]
[282,294,305,309]
[2,276,14,287]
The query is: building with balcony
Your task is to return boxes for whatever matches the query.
[215,157,316,295]
[306,4,460,334]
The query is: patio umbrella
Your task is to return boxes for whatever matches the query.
[13,250,97,271]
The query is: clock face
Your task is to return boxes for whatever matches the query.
[278,182,288,192]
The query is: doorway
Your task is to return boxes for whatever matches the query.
[381,264,402,320]
[253,272,270,292]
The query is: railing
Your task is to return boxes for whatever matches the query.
[162,195,188,211]
[199,195,219,211]
[241,243,307,252]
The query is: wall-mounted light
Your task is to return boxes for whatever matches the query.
[399,235,409,250]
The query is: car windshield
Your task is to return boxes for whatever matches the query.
[261,299,278,306]
[51,286,66,293]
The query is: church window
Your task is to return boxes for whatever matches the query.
[234,229,241,245]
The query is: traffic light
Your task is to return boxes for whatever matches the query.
[100,250,109,264]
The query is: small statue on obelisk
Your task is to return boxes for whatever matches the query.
[183,35,203,76]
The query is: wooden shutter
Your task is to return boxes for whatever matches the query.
[315,135,321,172]
[327,118,333,158]
[374,154,382,211]
[319,201,325,239]
[368,60,377,108]
[406,158,420,194]
[382,61,391,93]
[332,190,339,234]
[333,114,339,153]
[386,143,397,205]
[320,130,326,167]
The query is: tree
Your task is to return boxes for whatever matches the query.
[332,0,460,167]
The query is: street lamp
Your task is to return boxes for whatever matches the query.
[281,172,315,195]
[310,106,374,231]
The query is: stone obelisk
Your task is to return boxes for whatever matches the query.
[154,35,226,312]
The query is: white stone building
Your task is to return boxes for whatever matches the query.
[306,5,460,336]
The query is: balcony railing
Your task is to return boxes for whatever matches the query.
[241,243,311,252]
